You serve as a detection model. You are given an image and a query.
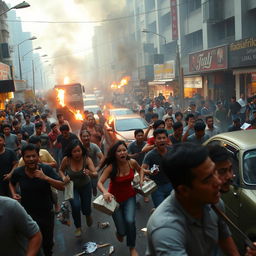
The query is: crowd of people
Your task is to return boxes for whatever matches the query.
[0,94,256,256]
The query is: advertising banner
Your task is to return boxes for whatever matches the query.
[154,61,175,80]
[171,0,178,40]
[229,38,256,68]
[189,46,228,73]
[184,76,202,88]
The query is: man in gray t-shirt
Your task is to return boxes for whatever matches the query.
[146,143,239,256]
[0,196,42,255]
[3,124,19,152]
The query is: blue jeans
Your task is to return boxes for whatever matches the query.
[112,196,136,248]
[69,182,92,228]
[151,183,172,208]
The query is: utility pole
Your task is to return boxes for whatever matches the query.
[176,42,184,110]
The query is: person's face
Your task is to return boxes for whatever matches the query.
[188,117,195,127]
[88,117,95,126]
[206,118,214,128]
[23,150,39,169]
[156,101,160,107]
[36,126,42,134]
[0,137,4,148]
[176,114,183,121]
[115,144,128,162]
[71,145,83,160]
[190,104,196,111]
[151,116,158,122]
[17,133,23,141]
[168,108,173,115]
[25,116,30,123]
[58,116,64,122]
[155,133,168,149]
[174,126,183,137]
[81,132,90,144]
[61,130,69,138]
[195,130,205,138]
[215,160,233,193]
[52,126,58,132]
[3,127,11,135]
[135,132,144,143]
[187,157,221,205]
[165,118,173,128]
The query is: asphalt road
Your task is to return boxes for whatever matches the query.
[53,194,153,256]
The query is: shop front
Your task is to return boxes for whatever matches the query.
[189,45,231,101]
[148,61,177,98]
[229,37,256,99]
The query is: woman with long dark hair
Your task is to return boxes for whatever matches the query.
[59,140,97,237]
[98,140,144,256]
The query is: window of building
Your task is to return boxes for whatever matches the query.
[188,0,201,13]
[184,30,203,53]
[145,0,155,11]
[214,17,235,40]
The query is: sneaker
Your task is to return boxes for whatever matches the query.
[86,215,93,227]
[75,228,82,237]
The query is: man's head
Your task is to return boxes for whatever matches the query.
[208,144,233,193]
[0,133,5,149]
[153,120,165,130]
[151,113,159,122]
[28,136,41,148]
[12,120,20,130]
[166,106,173,115]
[194,121,206,138]
[163,116,174,128]
[50,123,58,132]
[206,116,214,129]
[134,129,144,143]
[233,117,241,127]
[41,113,47,121]
[189,102,196,111]
[162,143,221,205]
[216,101,223,109]
[3,124,11,135]
[25,115,30,123]
[155,100,161,107]
[57,114,64,122]
[175,111,183,122]
[148,107,153,113]
[231,96,236,102]
[185,113,195,126]
[21,144,40,170]
[173,121,183,137]
[60,124,70,138]
[153,128,168,150]
[35,122,43,135]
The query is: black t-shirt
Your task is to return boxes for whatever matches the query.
[0,148,17,181]
[57,133,78,156]
[10,164,61,215]
[169,135,181,144]
[229,102,241,114]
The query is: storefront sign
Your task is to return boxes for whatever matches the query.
[184,76,202,88]
[154,61,175,80]
[171,0,178,40]
[0,62,11,80]
[252,73,256,82]
[229,38,256,68]
[189,46,228,73]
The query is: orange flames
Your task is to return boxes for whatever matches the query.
[111,76,130,89]
[56,88,65,107]
[55,87,83,121]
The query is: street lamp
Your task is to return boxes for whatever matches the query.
[0,1,30,17]
[142,29,167,45]
[17,36,37,80]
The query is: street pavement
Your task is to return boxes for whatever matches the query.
[53,194,153,256]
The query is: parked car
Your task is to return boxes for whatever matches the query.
[104,114,149,144]
[204,130,256,253]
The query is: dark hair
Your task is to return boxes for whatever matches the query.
[21,143,40,157]
[57,113,63,119]
[185,113,195,122]
[162,143,208,189]
[148,107,153,112]
[205,116,213,122]
[65,139,87,158]
[12,120,19,126]
[25,114,30,119]
[153,128,168,138]
[28,136,41,145]
[35,115,40,120]
[134,129,144,137]
[80,129,91,138]
[3,124,11,130]
[151,113,159,119]
[173,121,183,130]
[35,122,43,129]
[0,133,5,140]
[41,113,47,119]
[175,111,183,118]
[100,140,129,179]
[208,145,231,163]
[153,120,165,130]
[50,123,57,129]
[139,109,145,114]
[60,124,69,132]
[194,121,206,131]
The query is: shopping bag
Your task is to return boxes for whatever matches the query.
[93,195,119,215]
[64,181,74,201]
[133,179,157,196]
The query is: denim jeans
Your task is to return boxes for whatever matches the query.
[112,196,136,248]
[69,182,92,228]
[151,183,172,208]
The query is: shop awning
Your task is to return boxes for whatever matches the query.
[233,68,256,75]
[148,79,174,86]
[0,80,15,93]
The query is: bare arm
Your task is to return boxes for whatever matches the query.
[85,157,98,177]
[96,151,104,171]
[218,236,240,256]
[141,143,155,153]
[144,125,153,140]
[26,231,42,256]
[130,159,144,186]
[9,182,21,200]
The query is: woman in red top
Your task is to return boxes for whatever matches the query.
[98,141,144,256]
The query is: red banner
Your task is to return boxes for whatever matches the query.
[189,46,228,73]
[171,0,178,40]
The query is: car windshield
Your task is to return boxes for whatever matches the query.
[84,99,97,106]
[115,118,148,131]
[243,150,256,185]
[110,109,133,115]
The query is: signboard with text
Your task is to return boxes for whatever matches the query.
[184,76,202,88]
[171,0,178,40]
[154,61,175,80]
[229,38,256,68]
[0,62,11,80]
[189,46,228,73]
